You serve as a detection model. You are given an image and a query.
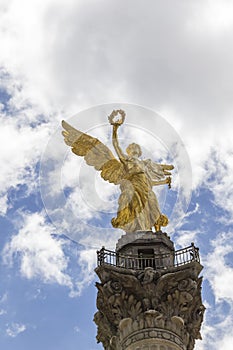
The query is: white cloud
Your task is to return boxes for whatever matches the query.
[0,108,52,214]
[1,0,233,127]
[2,211,101,297]
[0,309,6,316]
[0,0,233,226]
[203,148,233,222]
[71,248,97,297]
[74,325,80,333]
[0,194,8,215]
[216,333,233,350]
[6,322,26,338]
[195,320,214,350]
[198,312,233,350]
[175,229,200,249]
[0,292,8,304]
[188,0,233,33]
[204,231,233,301]
[171,203,201,246]
[195,230,233,349]
[2,212,73,289]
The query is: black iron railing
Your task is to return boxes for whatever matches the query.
[97,243,200,270]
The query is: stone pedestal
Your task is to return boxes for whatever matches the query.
[94,231,204,350]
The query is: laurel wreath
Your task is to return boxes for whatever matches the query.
[108,109,126,126]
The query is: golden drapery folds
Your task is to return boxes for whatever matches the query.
[62,110,173,233]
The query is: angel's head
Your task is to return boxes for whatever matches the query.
[126,143,142,158]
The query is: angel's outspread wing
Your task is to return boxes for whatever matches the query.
[62,120,124,184]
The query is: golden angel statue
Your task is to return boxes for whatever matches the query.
[62,110,174,233]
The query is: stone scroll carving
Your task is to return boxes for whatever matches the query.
[94,264,205,350]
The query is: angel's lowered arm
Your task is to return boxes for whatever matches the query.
[152,176,172,189]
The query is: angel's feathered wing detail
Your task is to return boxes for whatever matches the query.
[62,120,124,184]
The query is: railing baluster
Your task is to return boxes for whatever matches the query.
[97,244,200,269]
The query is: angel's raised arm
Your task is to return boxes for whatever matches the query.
[112,124,126,162]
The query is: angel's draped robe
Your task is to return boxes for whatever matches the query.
[111,158,164,232]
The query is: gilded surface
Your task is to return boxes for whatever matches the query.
[62,110,174,232]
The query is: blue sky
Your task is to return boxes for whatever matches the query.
[1,1,233,349]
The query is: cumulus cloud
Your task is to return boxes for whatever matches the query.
[197,312,233,350]
[0,194,8,216]
[71,248,97,297]
[2,212,73,288]
[0,72,54,215]
[0,0,232,214]
[0,0,232,220]
[0,309,6,316]
[0,292,8,304]
[216,333,233,350]
[0,115,49,194]
[74,325,80,333]
[196,230,233,350]
[2,211,103,297]
[203,148,233,223]
[204,231,233,301]
[1,0,233,125]
[6,322,26,338]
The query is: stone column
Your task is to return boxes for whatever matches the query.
[118,316,186,350]
[94,232,205,350]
